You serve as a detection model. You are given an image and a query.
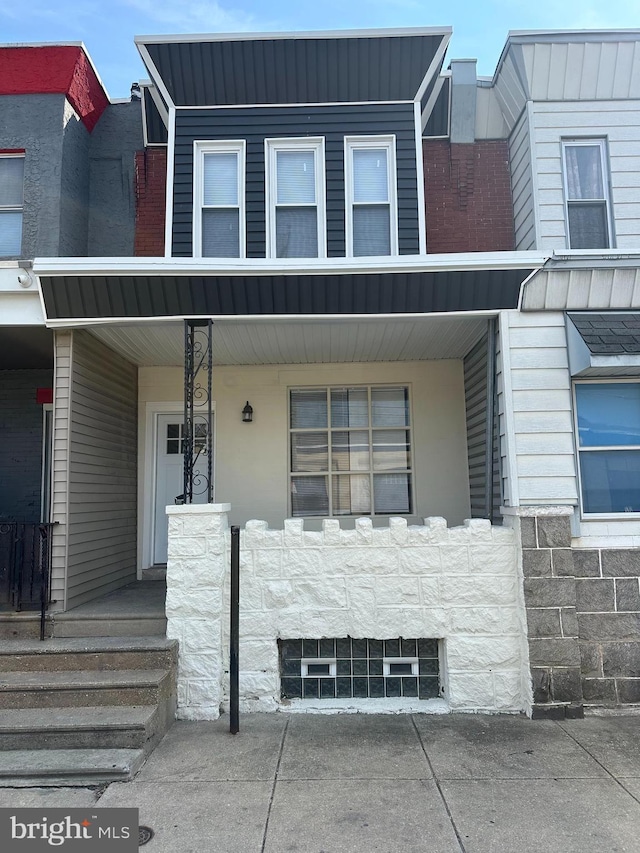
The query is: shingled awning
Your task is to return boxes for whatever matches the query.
[567,312,640,376]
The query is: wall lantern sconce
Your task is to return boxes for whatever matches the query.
[242,401,253,423]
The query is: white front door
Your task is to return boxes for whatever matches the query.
[153,413,213,564]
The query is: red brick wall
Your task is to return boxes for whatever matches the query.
[134,149,167,257]
[423,140,515,254]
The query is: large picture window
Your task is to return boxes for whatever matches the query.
[562,139,613,250]
[345,136,397,257]
[266,138,326,259]
[193,141,245,258]
[0,154,24,257]
[575,381,640,514]
[289,386,412,517]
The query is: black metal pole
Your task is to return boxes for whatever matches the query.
[230,525,240,734]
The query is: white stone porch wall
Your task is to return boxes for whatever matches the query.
[166,504,531,719]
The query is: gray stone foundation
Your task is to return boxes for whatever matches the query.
[516,509,640,717]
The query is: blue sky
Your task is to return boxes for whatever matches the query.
[0,0,638,98]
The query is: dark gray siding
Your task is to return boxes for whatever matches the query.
[0,369,52,522]
[146,34,446,106]
[172,103,420,258]
[66,332,137,609]
[464,332,501,522]
[143,88,168,144]
[41,268,530,320]
[88,101,144,256]
[424,78,450,138]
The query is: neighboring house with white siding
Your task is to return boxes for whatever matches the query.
[2,27,640,719]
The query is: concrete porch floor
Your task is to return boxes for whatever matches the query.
[51,581,167,638]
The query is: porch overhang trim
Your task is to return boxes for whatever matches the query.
[39,268,535,323]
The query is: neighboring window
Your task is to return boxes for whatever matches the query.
[562,140,613,249]
[575,382,640,514]
[0,154,24,257]
[265,138,325,258]
[193,141,245,258]
[289,386,412,517]
[345,136,397,257]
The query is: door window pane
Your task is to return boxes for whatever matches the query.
[576,384,640,447]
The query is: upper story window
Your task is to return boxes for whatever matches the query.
[289,385,412,518]
[345,136,398,257]
[574,381,640,514]
[266,138,326,259]
[193,141,245,258]
[562,139,613,250]
[0,154,24,257]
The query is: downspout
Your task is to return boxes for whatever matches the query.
[484,317,497,522]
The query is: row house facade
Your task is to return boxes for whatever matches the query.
[1,27,639,721]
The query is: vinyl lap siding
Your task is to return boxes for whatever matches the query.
[509,108,536,250]
[463,332,501,521]
[505,311,578,505]
[172,103,420,258]
[50,331,72,607]
[66,331,137,609]
[532,100,640,251]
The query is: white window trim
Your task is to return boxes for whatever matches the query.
[0,152,25,258]
[301,659,337,677]
[573,378,640,520]
[193,140,246,259]
[561,138,614,251]
[344,135,398,258]
[265,137,326,259]
[288,384,413,519]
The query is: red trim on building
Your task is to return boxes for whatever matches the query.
[0,149,25,154]
[36,388,53,405]
[0,46,109,132]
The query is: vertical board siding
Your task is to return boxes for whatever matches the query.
[173,103,420,257]
[51,331,72,605]
[532,100,640,251]
[66,331,137,609]
[509,108,536,250]
[505,311,578,505]
[463,332,502,521]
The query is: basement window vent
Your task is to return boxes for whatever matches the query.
[279,638,440,700]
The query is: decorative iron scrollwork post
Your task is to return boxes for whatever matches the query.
[182,319,213,504]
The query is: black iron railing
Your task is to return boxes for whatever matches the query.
[0,522,56,639]
[181,319,214,505]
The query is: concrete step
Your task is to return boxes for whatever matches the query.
[0,705,165,751]
[0,637,178,673]
[0,613,49,641]
[52,616,167,638]
[0,669,173,710]
[0,748,146,786]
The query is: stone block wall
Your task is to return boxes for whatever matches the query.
[166,505,530,720]
[516,508,640,715]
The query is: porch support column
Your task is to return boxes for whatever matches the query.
[183,319,213,504]
[165,502,230,720]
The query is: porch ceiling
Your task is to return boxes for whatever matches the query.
[88,316,489,366]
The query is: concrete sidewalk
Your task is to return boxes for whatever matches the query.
[1,713,639,852]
